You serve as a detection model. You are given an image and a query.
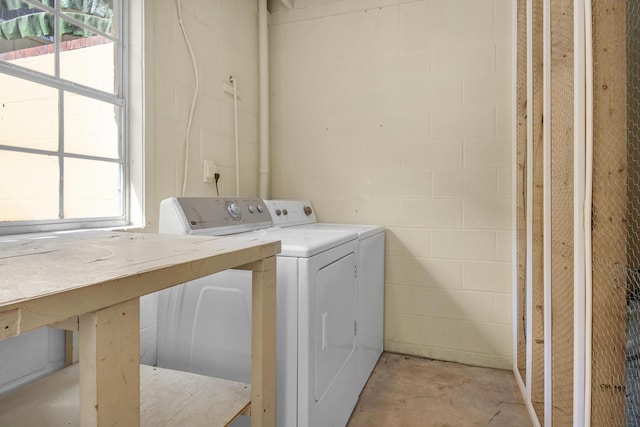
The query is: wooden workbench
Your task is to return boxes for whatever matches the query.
[0,230,280,427]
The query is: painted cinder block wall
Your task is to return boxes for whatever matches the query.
[145,0,262,231]
[146,0,513,369]
[269,0,513,369]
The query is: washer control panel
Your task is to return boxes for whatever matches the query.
[226,201,241,219]
[159,197,272,235]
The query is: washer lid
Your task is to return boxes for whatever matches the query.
[250,227,358,258]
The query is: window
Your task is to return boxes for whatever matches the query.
[0,0,127,234]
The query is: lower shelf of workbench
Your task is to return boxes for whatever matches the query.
[0,363,251,427]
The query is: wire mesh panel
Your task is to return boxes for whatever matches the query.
[590,0,629,425]
[626,2,640,424]
[517,1,640,425]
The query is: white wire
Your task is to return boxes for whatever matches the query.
[542,0,553,423]
[525,0,534,405]
[511,0,520,381]
[231,76,240,197]
[584,0,594,424]
[176,0,200,197]
[258,0,270,199]
[573,0,588,425]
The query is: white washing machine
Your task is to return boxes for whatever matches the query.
[265,200,385,392]
[155,197,362,427]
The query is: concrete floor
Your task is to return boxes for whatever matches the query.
[347,353,532,427]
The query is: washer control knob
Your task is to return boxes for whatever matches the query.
[304,206,313,216]
[275,209,282,216]
[257,204,264,213]
[227,202,241,219]
[248,205,255,213]
[282,209,288,215]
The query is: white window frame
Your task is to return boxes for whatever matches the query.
[0,0,131,235]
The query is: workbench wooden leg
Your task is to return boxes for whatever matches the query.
[79,298,140,426]
[242,256,277,427]
[65,330,74,366]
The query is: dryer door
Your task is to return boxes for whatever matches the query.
[298,240,359,427]
[314,252,357,400]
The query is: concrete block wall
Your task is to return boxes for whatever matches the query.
[145,0,261,231]
[270,0,513,369]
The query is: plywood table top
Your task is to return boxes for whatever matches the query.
[0,230,281,336]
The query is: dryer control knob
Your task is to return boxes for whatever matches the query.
[304,206,313,216]
[282,209,288,215]
[248,205,255,213]
[227,202,241,219]
[275,209,282,216]
[257,204,264,213]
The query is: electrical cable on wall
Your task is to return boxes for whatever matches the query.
[176,0,200,197]
[230,76,240,197]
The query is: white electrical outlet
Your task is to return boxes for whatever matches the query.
[203,160,218,183]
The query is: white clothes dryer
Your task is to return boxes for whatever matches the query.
[155,197,362,427]
[265,200,385,392]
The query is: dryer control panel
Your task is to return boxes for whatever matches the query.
[159,197,272,235]
[265,199,318,227]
